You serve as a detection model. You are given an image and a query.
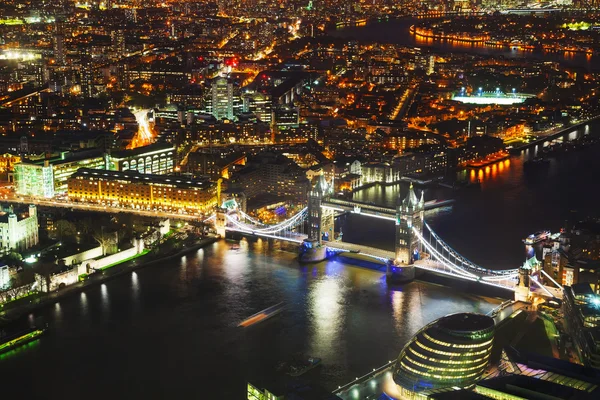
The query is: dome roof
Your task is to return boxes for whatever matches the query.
[392,313,495,395]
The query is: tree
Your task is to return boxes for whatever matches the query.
[54,219,77,241]
[93,230,117,256]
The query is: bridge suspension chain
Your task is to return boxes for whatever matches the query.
[422,222,519,276]
[225,207,308,234]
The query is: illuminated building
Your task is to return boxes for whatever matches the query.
[0,205,39,253]
[436,347,600,399]
[452,91,535,105]
[211,77,234,120]
[14,162,55,198]
[53,33,65,65]
[109,143,175,175]
[67,168,219,214]
[274,105,299,129]
[564,283,600,369]
[0,153,20,173]
[392,313,495,397]
[247,381,341,400]
[14,151,109,198]
[242,91,272,123]
[230,152,310,201]
[111,29,125,57]
[187,149,246,179]
[0,264,9,289]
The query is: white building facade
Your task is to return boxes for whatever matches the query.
[0,205,39,253]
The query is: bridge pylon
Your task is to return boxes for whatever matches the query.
[395,183,424,265]
[515,263,532,302]
[215,207,227,238]
[307,174,334,243]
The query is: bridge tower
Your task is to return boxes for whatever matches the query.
[215,207,227,238]
[395,183,424,265]
[307,174,334,243]
[514,263,532,302]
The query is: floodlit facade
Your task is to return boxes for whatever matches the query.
[0,205,39,253]
[392,313,495,397]
[109,143,175,175]
[67,168,218,214]
[14,151,109,198]
[14,162,55,198]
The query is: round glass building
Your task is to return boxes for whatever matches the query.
[392,313,495,396]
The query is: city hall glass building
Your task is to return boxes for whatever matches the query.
[393,313,495,397]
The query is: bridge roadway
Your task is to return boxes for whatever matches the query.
[224,227,307,243]
[324,241,395,261]
[322,198,396,220]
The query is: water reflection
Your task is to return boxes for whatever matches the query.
[309,270,346,360]
[100,284,109,315]
[3,241,503,398]
[131,272,140,307]
[469,158,511,183]
[80,292,88,312]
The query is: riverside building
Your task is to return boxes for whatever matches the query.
[67,168,218,214]
[393,313,495,398]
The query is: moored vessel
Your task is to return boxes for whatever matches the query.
[0,327,45,355]
[523,230,550,245]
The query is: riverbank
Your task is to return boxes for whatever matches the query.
[0,234,219,323]
[510,115,600,153]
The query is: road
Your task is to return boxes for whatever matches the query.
[4,195,210,222]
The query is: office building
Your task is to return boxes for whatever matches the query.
[211,77,234,120]
[14,151,109,198]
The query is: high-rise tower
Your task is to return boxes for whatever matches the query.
[211,77,234,120]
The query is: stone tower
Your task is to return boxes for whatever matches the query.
[307,174,334,243]
[395,183,424,265]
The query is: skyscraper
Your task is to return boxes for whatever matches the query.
[211,77,234,120]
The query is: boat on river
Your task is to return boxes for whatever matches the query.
[0,327,45,355]
[237,303,284,328]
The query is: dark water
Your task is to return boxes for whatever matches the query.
[330,18,598,71]
[347,122,600,270]
[0,241,497,398]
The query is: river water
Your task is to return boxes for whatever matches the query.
[0,240,498,398]
[330,17,599,71]
[347,122,600,270]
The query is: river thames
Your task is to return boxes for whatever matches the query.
[2,126,600,398]
[330,17,599,71]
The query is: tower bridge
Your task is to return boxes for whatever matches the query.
[214,175,563,299]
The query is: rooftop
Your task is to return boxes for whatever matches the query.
[110,143,174,159]
[71,168,214,190]
[437,313,495,333]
